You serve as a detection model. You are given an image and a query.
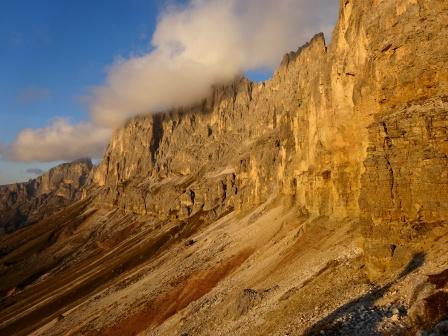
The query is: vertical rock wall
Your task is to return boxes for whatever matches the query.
[91,0,448,277]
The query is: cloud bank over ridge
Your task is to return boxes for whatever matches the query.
[7,0,338,162]
[7,119,111,162]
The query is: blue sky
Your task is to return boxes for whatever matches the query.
[1,0,160,142]
[0,0,335,185]
[0,0,274,184]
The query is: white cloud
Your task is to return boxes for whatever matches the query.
[7,119,110,162]
[90,0,338,127]
[6,0,338,162]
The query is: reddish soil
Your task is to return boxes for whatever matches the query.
[0,206,227,336]
[99,249,252,336]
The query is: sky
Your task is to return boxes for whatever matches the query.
[0,0,338,185]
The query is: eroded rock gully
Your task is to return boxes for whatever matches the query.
[0,0,447,335]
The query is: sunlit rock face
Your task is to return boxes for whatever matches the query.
[0,158,93,234]
[91,0,448,278]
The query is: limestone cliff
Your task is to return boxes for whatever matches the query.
[0,158,93,233]
[91,0,448,277]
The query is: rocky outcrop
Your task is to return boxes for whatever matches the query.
[409,268,448,330]
[360,97,448,279]
[0,158,93,234]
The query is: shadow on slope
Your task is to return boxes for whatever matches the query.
[0,202,224,336]
[304,252,426,336]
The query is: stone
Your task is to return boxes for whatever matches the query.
[185,239,196,247]
[234,288,264,317]
[434,320,448,334]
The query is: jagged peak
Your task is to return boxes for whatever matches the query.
[45,157,93,175]
[279,32,327,70]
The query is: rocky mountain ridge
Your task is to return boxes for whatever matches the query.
[90,0,448,280]
[0,158,92,234]
[0,0,447,335]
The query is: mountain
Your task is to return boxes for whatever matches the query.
[0,1,447,335]
[0,158,92,234]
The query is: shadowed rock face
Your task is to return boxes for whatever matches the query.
[0,0,447,335]
[0,158,93,234]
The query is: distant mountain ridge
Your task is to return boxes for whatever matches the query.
[0,158,92,234]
